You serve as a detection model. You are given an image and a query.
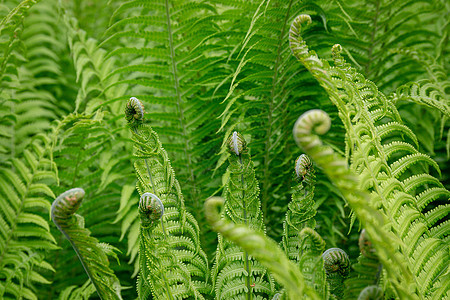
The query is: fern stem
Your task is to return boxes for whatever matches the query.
[262,0,294,220]
[133,127,167,238]
[364,0,381,76]
[163,0,199,218]
[239,155,252,300]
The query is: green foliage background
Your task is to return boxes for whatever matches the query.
[0,0,448,299]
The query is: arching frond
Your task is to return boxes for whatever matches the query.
[290,14,449,298]
[51,188,122,299]
[205,197,320,300]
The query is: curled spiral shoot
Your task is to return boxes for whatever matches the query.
[295,154,314,185]
[51,188,85,228]
[323,248,350,298]
[125,97,145,127]
[139,192,164,228]
[289,14,312,58]
[322,248,350,277]
[293,109,331,148]
[226,131,247,156]
[357,285,383,300]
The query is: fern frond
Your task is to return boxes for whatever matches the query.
[125,97,210,299]
[46,111,133,297]
[344,230,382,300]
[205,197,320,300]
[214,0,340,235]
[0,135,57,299]
[281,154,327,298]
[0,0,40,84]
[327,0,447,93]
[212,131,273,299]
[58,280,96,300]
[51,188,122,299]
[104,0,225,225]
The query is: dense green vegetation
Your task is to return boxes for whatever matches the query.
[0,0,448,299]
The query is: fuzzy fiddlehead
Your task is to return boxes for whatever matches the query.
[51,188,122,300]
[281,155,327,297]
[125,97,209,299]
[322,248,350,298]
[212,131,273,299]
[226,131,247,156]
[205,197,320,300]
[139,193,164,230]
[125,97,145,128]
[294,154,314,189]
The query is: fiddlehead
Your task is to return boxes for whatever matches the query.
[205,197,320,300]
[51,188,122,300]
[125,97,145,128]
[294,154,314,187]
[139,193,164,229]
[226,131,247,156]
[323,248,350,298]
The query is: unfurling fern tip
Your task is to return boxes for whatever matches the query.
[125,97,145,127]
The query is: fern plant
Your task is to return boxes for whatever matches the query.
[1,0,449,299]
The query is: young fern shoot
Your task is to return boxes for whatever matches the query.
[212,131,274,299]
[125,97,210,299]
[281,154,327,298]
[51,188,122,300]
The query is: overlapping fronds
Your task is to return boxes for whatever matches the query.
[51,188,122,299]
[58,280,95,300]
[214,0,343,234]
[293,109,415,299]
[290,14,449,298]
[44,111,133,298]
[390,48,450,158]
[344,230,383,299]
[0,135,57,299]
[212,131,274,299]
[63,10,126,114]
[205,197,320,300]
[327,0,448,93]
[0,0,39,85]
[125,97,210,299]
[0,0,62,164]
